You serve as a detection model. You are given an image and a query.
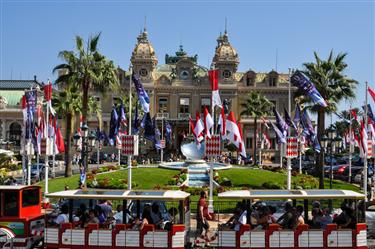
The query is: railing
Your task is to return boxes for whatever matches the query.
[178,113,190,120]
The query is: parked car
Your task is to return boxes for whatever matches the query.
[89,152,108,164]
[30,163,51,181]
[324,164,349,178]
[336,166,363,182]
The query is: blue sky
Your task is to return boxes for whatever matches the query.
[0,0,374,112]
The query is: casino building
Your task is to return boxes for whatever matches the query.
[95,27,296,163]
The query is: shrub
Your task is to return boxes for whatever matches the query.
[262,181,282,189]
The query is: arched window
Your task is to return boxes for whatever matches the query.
[9,122,21,146]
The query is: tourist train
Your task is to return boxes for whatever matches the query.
[0,185,368,249]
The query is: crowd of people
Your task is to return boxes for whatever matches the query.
[194,191,360,246]
[50,200,179,231]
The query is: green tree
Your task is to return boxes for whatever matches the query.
[299,51,357,188]
[53,33,119,178]
[240,91,273,164]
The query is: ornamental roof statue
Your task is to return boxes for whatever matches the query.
[212,29,239,69]
[131,27,158,67]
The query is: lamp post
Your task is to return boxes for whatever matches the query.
[74,124,96,189]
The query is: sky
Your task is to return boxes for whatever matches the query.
[0,0,374,116]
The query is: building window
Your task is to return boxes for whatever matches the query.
[139,68,148,77]
[201,98,211,112]
[159,97,168,112]
[246,77,253,86]
[9,122,21,146]
[223,70,232,79]
[246,137,253,149]
[179,97,190,113]
[269,77,277,87]
[4,191,19,217]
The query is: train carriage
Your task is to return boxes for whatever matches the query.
[216,189,367,249]
[0,185,44,249]
[44,189,190,249]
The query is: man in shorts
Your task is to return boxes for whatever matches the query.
[195,190,212,245]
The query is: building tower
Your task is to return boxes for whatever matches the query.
[130,27,158,83]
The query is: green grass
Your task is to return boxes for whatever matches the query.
[40,167,360,193]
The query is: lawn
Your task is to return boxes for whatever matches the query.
[40,167,360,194]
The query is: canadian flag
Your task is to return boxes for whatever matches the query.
[209,70,222,108]
[218,107,226,136]
[203,107,214,138]
[360,119,368,158]
[226,111,241,142]
[194,111,204,142]
[44,81,56,116]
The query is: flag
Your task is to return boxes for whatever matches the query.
[261,117,270,129]
[301,109,315,140]
[350,109,358,121]
[132,74,150,113]
[194,112,204,142]
[154,119,161,150]
[312,137,321,153]
[118,102,127,128]
[263,132,271,149]
[291,70,328,107]
[132,105,139,135]
[44,81,56,116]
[368,87,375,102]
[369,118,375,143]
[217,107,226,136]
[21,95,28,124]
[203,107,214,138]
[273,107,288,136]
[165,121,172,144]
[209,69,222,108]
[360,119,368,157]
[226,111,241,142]
[362,104,375,123]
[293,104,301,127]
[109,106,119,145]
[271,122,286,144]
[143,113,155,141]
[284,108,297,131]
[55,126,65,153]
[237,120,246,158]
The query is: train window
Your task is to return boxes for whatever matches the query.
[4,191,19,216]
[22,189,39,207]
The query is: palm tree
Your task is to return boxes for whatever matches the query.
[53,33,119,178]
[241,91,273,164]
[299,51,357,188]
[53,84,81,177]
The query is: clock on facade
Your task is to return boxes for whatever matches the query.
[139,68,148,77]
[223,70,232,79]
[179,70,189,80]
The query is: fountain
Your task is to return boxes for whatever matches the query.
[159,142,231,187]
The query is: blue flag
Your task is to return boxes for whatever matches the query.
[132,105,139,135]
[271,122,286,144]
[362,104,375,123]
[154,127,161,150]
[301,109,316,143]
[291,70,328,108]
[273,107,288,136]
[132,74,150,113]
[165,121,172,144]
[313,137,321,153]
[108,106,119,145]
[142,113,155,141]
[294,104,301,127]
[284,108,297,132]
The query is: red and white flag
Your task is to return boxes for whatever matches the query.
[263,132,271,149]
[209,70,222,108]
[368,118,375,143]
[226,111,241,142]
[360,119,368,158]
[203,107,214,138]
[368,87,375,102]
[261,117,270,129]
[218,107,226,136]
[21,95,28,124]
[350,109,358,121]
[44,81,56,116]
[237,120,246,158]
[194,111,204,142]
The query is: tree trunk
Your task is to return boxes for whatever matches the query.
[64,113,73,177]
[317,107,325,189]
[253,116,258,165]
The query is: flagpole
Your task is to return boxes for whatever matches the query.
[349,105,352,183]
[287,68,292,190]
[161,111,164,162]
[128,65,133,190]
[208,70,215,215]
[364,82,368,200]
[44,85,49,198]
[52,133,56,178]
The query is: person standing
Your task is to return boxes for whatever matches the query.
[195,190,211,246]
